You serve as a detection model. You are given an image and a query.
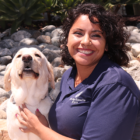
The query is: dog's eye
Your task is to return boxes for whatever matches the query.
[35,54,41,58]
[17,55,21,58]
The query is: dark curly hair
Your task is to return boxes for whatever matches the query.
[61,3,129,67]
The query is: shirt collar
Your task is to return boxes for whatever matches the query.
[67,54,114,91]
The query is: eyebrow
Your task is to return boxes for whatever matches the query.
[74,28,103,34]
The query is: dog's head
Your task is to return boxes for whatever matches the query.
[4,48,55,92]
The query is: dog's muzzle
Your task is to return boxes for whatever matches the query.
[19,55,39,78]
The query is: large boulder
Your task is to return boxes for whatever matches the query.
[38,43,60,51]
[52,57,63,67]
[49,80,61,102]
[131,43,140,57]
[123,26,138,34]
[0,48,12,57]
[1,39,16,49]
[19,38,39,46]
[43,49,60,63]
[0,65,6,72]
[41,25,56,33]
[0,56,12,65]
[51,28,63,38]
[11,30,32,42]
[128,29,140,43]
[53,67,66,81]
[125,60,140,81]
[37,35,51,44]
[0,71,4,89]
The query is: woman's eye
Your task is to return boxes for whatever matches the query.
[74,32,82,35]
[17,55,21,58]
[35,54,41,58]
[91,34,101,38]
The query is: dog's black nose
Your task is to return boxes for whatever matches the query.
[22,55,32,63]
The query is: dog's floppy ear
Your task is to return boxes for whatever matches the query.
[47,62,55,89]
[4,63,12,91]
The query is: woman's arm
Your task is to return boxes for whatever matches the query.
[16,104,75,140]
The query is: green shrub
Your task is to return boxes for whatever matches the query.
[0,0,46,33]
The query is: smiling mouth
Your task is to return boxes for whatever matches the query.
[77,49,93,55]
[19,66,39,78]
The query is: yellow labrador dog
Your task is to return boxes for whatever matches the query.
[4,48,55,140]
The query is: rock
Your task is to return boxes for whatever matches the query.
[0,88,10,106]
[0,56,12,65]
[0,28,11,40]
[51,37,60,47]
[125,60,140,81]
[0,48,12,57]
[0,72,4,88]
[0,109,6,119]
[45,32,51,37]
[0,88,10,98]
[53,67,66,81]
[52,57,63,67]
[134,80,140,90]
[125,43,132,49]
[137,23,140,29]
[51,28,63,38]
[37,35,51,44]
[127,60,140,68]
[3,39,16,49]
[131,43,140,57]
[41,25,56,33]
[43,49,60,63]
[32,30,42,39]
[127,51,136,61]
[128,29,140,43]
[49,80,61,102]
[0,65,6,72]
[19,38,39,46]
[123,26,138,34]
[52,50,61,56]
[11,30,32,42]
[0,99,9,112]
[38,43,60,51]
[64,65,71,70]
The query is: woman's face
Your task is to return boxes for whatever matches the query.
[67,15,106,68]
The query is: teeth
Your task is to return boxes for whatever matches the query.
[24,68,31,70]
[78,49,93,54]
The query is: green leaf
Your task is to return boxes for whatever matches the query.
[19,0,24,6]
[1,0,17,11]
[10,0,21,8]
[0,4,8,13]
[0,15,16,21]
[19,7,26,14]
[43,0,52,6]
[11,16,24,33]
[26,0,38,10]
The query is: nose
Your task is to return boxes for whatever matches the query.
[80,34,91,46]
[22,55,32,63]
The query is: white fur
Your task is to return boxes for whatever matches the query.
[4,48,55,140]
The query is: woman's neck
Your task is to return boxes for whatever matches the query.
[74,64,97,87]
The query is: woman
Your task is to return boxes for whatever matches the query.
[17,3,140,140]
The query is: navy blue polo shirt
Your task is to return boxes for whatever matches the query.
[49,54,140,140]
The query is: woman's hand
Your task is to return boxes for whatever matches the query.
[16,104,49,135]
